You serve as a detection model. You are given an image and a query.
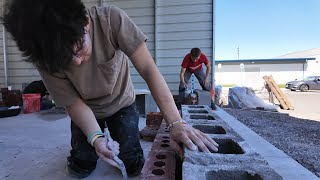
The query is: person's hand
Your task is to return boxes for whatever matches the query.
[93,137,120,168]
[169,123,218,158]
[183,82,188,89]
[204,77,209,87]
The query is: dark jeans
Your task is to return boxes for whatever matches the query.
[68,102,144,174]
[179,67,211,103]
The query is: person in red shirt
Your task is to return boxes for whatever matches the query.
[179,48,211,103]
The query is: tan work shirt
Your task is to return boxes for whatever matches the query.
[39,6,147,118]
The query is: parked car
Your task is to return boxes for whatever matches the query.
[285,76,320,92]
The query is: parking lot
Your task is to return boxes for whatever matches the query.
[282,89,320,121]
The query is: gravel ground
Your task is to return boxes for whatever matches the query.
[224,108,320,177]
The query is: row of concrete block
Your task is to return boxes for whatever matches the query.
[181,105,282,180]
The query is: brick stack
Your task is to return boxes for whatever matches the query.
[140,112,163,141]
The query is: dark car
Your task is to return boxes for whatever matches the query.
[285,76,320,92]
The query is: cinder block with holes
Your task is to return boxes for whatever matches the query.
[190,122,244,142]
[141,150,176,180]
[181,105,283,179]
[183,162,282,180]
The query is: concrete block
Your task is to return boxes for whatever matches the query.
[183,138,259,162]
[183,162,282,180]
[186,105,205,108]
[186,113,224,121]
[187,109,209,114]
[184,151,264,167]
[192,124,227,134]
[181,104,212,114]
[188,122,245,142]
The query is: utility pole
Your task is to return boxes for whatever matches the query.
[237,46,240,60]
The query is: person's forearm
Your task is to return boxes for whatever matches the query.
[66,98,101,137]
[130,43,182,124]
[205,66,211,79]
[180,72,185,83]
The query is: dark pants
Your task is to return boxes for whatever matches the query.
[179,67,211,103]
[68,102,144,174]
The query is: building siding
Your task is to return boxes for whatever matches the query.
[157,0,213,94]
[104,0,155,89]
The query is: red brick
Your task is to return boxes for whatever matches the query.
[151,133,174,152]
[140,126,159,142]
[146,112,163,126]
[157,123,170,134]
[141,150,176,180]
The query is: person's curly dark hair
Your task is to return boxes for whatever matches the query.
[190,48,201,58]
[2,0,88,73]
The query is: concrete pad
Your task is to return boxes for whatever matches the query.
[0,109,152,180]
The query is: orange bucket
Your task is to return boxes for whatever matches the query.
[22,93,41,114]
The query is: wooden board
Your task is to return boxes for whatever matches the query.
[263,75,294,110]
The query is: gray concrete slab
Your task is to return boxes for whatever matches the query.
[0,109,152,180]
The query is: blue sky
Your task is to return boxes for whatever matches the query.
[215,0,320,60]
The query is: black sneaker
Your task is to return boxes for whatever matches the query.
[66,156,94,179]
[126,157,145,177]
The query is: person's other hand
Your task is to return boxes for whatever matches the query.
[204,78,209,87]
[183,82,188,89]
[94,138,120,168]
[169,123,218,158]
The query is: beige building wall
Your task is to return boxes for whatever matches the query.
[306,56,320,76]
[215,62,306,89]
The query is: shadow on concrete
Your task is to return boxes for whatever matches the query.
[36,108,68,121]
